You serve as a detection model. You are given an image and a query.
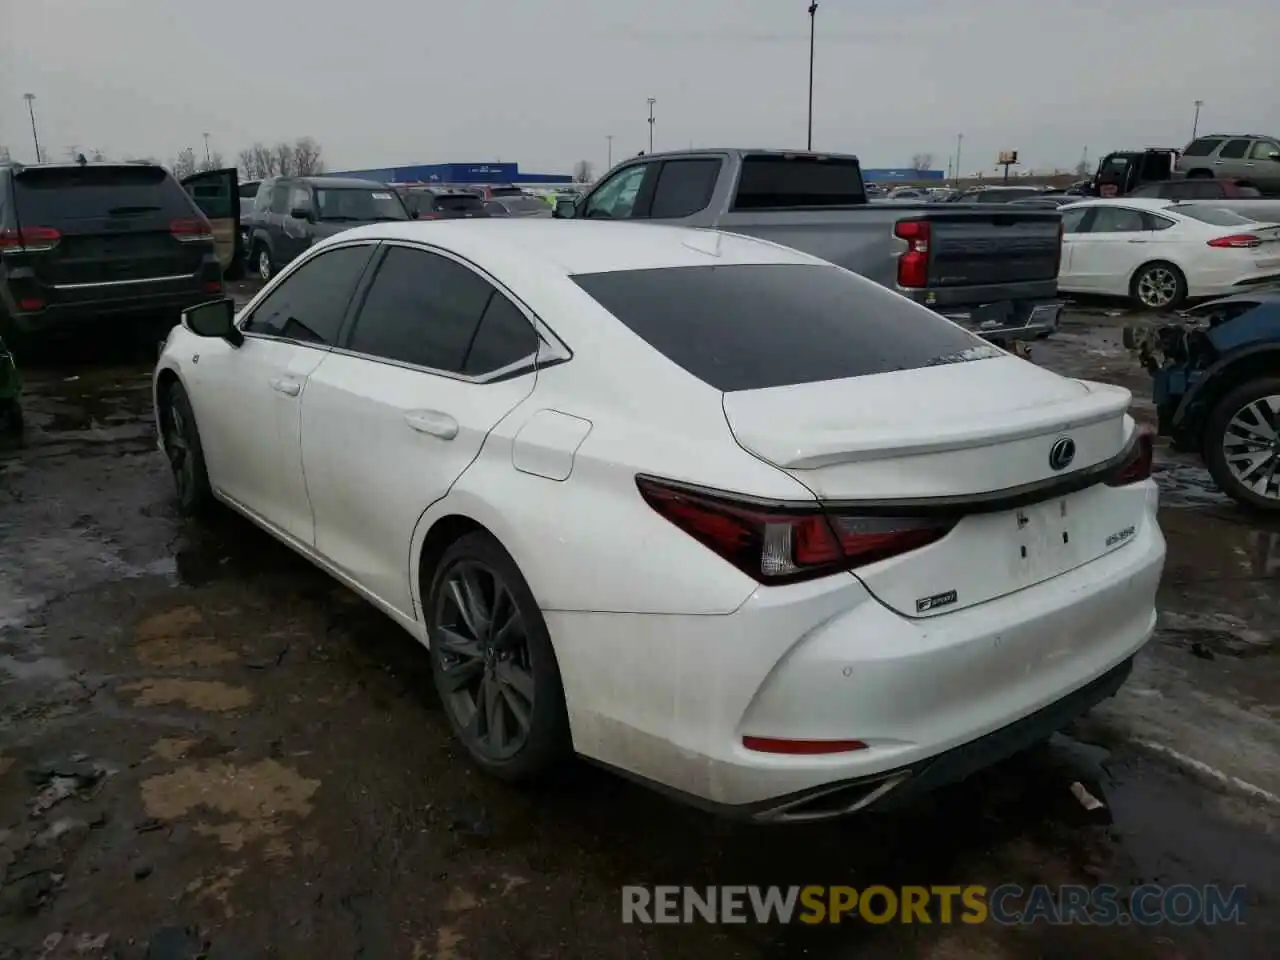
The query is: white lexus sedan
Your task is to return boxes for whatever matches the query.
[1059,198,1280,309]
[154,220,1165,822]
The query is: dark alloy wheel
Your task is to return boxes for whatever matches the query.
[1130,261,1187,311]
[162,382,213,516]
[1204,376,1280,511]
[428,532,570,780]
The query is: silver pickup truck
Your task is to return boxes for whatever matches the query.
[553,149,1064,340]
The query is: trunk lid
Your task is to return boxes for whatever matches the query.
[722,355,1142,616]
[925,209,1062,286]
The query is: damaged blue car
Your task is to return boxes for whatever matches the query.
[1126,288,1280,510]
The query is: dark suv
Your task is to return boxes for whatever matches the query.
[242,176,411,281]
[0,162,223,343]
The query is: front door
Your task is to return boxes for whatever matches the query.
[181,168,239,276]
[302,243,541,617]
[196,242,376,542]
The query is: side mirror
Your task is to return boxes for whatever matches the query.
[553,199,577,219]
[290,207,312,221]
[183,298,243,347]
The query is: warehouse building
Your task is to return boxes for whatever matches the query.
[327,161,572,185]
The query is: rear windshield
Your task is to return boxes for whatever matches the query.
[12,166,193,222]
[502,196,548,213]
[732,155,867,210]
[489,186,524,197]
[436,194,483,211]
[572,263,998,392]
[1172,204,1256,226]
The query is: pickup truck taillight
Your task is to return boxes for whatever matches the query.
[894,219,930,288]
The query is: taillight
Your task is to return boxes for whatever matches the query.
[0,226,61,253]
[170,218,214,242]
[1207,234,1262,249]
[1106,427,1155,486]
[635,476,954,585]
[742,736,867,755]
[894,219,930,288]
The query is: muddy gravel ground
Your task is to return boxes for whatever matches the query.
[1,303,1278,959]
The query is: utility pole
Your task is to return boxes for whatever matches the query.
[203,132,211,166]
[807,2,819,150]
[606,134,613,170]
[647,98,656,154]
[954,132,963,183]
[23,93,42,163]
[1192,100,1204,138]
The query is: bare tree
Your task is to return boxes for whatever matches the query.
[572,159,594,183]
[273,142,296,178]
[292,137,324,176]
[171,147,198,179]
[910,152,935,172]
[249,142,275,178]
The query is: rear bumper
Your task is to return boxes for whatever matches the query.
[548,481,1164,819]
[936,299,1063,340]
[2,279,219,336]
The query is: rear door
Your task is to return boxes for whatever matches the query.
[10,164,209,293]
[302,243,541,616]
[1062,205,1152,295]
[182,168,239,274]
[1245,139,1280,195]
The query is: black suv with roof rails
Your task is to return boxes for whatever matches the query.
[0,161,223,346]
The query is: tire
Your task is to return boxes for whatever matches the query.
[1203,376,1280,512]
[160,381,214,516]
[254,242,274,283]
[1130,261,1187,311]
[427,532,571,781]
[1185,169,1213,179]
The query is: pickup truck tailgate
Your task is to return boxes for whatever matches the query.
[926,212,1062,287]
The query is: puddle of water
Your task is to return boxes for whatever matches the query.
[1153,460,1233,509]
[0,653,72,682]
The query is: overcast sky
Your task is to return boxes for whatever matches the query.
[2,0,1277,176]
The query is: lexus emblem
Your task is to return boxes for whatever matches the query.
[1048,436,1076,472]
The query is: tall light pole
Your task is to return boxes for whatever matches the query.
[954,133,964,183]
[23,93,42,163]
[203,132,211,166]
[807,2,818,150]
[647,99,656,154]
[606,134,614,170]
[1192,100,1204,139]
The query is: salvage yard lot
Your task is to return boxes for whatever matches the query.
[1,305,1278,959]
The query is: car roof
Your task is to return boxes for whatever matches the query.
[320,219,818,275]
[297,176,389,189]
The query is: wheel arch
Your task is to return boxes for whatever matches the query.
[1173,345,1280,448]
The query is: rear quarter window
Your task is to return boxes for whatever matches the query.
[572,263,998,392]
[1183,138,1224,157]
[12,166,194,222]
[731,155,866,210]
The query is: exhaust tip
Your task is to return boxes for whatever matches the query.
[755,772,912,824]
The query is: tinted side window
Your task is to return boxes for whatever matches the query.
[1061,208,1089,233]
[463,293,540,376]
[649,159,721,218]
[1183,138,1223,157]
[288,186,312,216]
[572,264,994,392]
[347,246,493,372]
[243,244,374,343]
[253,181,274,212]
[270,182,290,214]
[1217,139,1251,160]
[1144,213,1176,231]
[582,165,650,219]
[1089,207,1146,232]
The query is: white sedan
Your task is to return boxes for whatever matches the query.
[1059,197,1280,309]
[154,220,1165,821]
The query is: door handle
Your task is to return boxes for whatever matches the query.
[269,377,301,397]
[405,410,459,440]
